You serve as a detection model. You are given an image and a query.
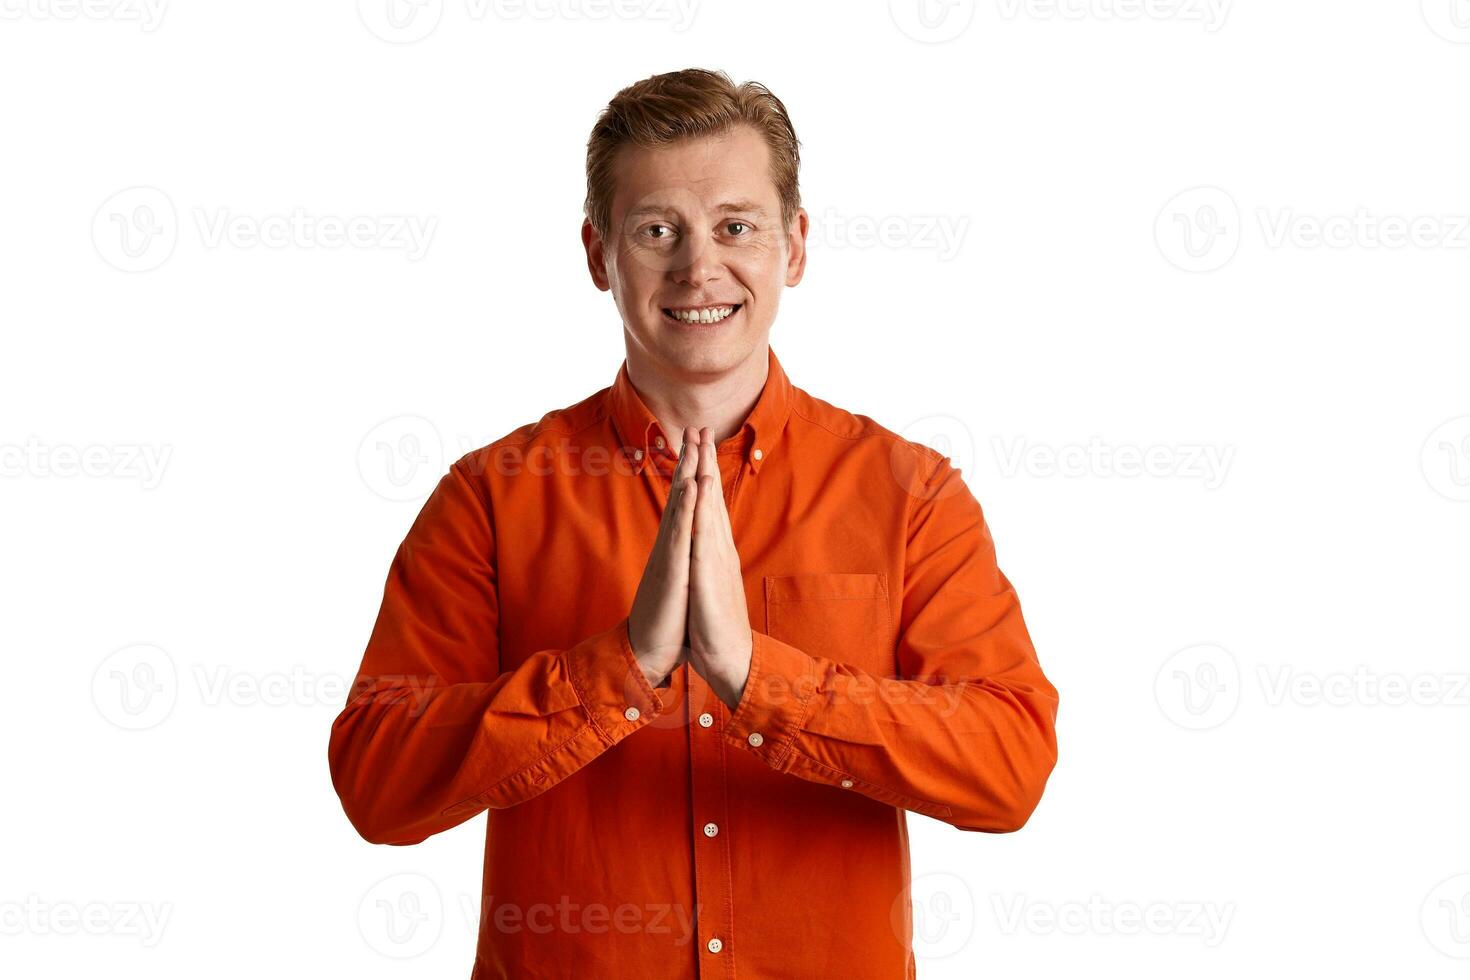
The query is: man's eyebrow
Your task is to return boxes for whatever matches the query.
[715,200,769,216]
[624,200,770,219]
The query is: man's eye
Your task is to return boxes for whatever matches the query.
[726,222,749,236]
[645,224,676,240]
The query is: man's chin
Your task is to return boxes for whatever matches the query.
[647,329,758,374]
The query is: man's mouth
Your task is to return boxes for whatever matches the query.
[662,303,742,325]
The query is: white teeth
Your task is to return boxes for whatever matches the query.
[667,305,735,324]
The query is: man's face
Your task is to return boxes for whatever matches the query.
[584,124,807,377]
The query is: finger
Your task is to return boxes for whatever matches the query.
[692,471,718,563]
[697,426,718,487]
[696,426,733,541]
[669,475,697,570]
[653,436,685,528]
[664,429,700,517]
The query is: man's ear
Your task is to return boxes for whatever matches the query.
[784,207,809,287]
[582,218,611,291]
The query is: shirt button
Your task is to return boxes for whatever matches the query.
[752,448,763,460]
[747,732,764,747]
[697,712,714,728]
[654,435,665,450]
[707,937,723,954]
[633,449,643,461]
[703,822,719,837]
[624,706,640,721]
[840,779,854,788]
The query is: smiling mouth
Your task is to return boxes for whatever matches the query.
[662,303,742,325]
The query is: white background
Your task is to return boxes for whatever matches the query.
[3,1,1469,977]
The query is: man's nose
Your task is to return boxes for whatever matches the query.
[671,237,721,285]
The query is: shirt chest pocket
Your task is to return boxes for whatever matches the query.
[763,572,894,673]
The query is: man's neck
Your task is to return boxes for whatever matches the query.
[625,345,770,447]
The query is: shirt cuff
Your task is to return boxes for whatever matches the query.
[722,629,819,770]
[563,615,665,746]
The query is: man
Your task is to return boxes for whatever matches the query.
[329,67,1059,978]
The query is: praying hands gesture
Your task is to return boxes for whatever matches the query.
[628,426,753,709]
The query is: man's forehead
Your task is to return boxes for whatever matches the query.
[609,129,778,219]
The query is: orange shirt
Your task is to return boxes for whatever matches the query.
[328,344,1060,978]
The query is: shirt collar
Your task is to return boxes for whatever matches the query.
[607,344,793,477]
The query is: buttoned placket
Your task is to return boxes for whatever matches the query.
[641,428,760,979]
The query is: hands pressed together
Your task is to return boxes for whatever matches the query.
[627,426,753,710]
